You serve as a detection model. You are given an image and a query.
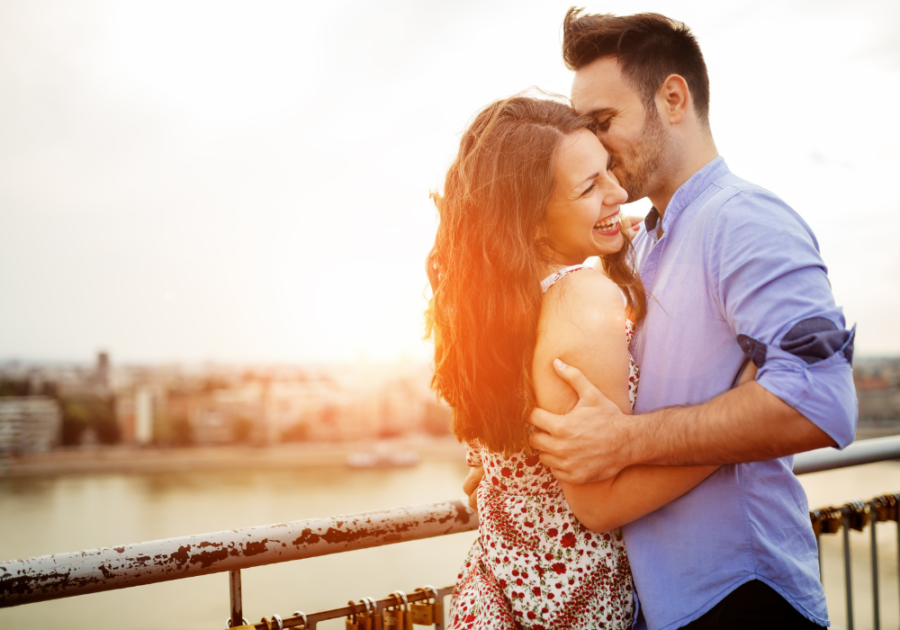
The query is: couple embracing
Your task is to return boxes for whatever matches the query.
[424,9,857,630]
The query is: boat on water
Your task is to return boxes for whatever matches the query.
[346,450,420,468]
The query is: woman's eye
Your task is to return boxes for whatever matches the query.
[581,183,596,197]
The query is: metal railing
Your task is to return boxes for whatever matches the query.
[1,435,899,629]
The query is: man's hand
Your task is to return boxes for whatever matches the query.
[463,466,484,513]
[528,359,633,484]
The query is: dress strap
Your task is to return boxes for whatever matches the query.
[540,264,589,294]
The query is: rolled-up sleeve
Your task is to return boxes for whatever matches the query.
[710,189,858,448]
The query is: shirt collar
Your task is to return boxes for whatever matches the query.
[660,156,729,233]
[644,207,660,232]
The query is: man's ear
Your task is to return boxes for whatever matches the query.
[657,74,690,125]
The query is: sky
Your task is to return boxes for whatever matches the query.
[1,0,898,365]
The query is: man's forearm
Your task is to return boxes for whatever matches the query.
[625,381,837,467]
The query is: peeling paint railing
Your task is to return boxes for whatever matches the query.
[1,435,899,629]
[0,499,475,607]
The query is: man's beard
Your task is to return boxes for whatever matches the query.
[610,106,668,203]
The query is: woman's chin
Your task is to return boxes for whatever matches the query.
[592,229,625,255]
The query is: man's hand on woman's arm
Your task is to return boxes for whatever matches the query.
[529,359,836,485]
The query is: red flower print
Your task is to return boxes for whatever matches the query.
[532,587,541,597]
[501,467,512,477]
[547,528,559,537]
[552,562,566,575]
[561,532,577,548]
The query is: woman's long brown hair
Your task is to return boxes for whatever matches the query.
[425,95,646,455]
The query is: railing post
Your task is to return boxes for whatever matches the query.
[842,510,854,630]
[229,569,243,628]
[868,501,880,630]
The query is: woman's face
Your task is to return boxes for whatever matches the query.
[542,128,629,266]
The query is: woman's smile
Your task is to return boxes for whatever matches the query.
[593,209,621,235]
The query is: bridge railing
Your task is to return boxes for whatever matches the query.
[1,434,899,630]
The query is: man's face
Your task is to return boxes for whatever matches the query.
[571,56,668,204]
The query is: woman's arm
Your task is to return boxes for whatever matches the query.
[533,269,729,532]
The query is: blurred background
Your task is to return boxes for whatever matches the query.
[1,0,898,628]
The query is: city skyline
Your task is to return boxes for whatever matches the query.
[2,0,899,364]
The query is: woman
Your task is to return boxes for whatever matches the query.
[425,96,720,630]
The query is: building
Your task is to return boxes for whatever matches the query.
[0,397,62,454]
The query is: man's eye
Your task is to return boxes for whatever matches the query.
[595,117,612,131]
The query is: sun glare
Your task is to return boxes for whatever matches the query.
[105,1,326,126]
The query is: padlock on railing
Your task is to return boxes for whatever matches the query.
[811,507,842,534]
[384,592,407,629]
[410,587,439,626]
[259,615,284,630]
[346,600,363,630]
[346,607,359,630]
[875,493,899,522]
[844,501,869,532]
[810,509,824,536]
[362,597,382,630]
[291,611,309,630]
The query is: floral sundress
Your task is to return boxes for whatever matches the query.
[449,264,639,630]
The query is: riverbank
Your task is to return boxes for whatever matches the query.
[0,437,468,477]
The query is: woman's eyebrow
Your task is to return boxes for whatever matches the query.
[576,172,600,188]
[586,106,617,119]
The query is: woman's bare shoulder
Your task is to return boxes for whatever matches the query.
[534,267,631,415]
[541,267,625,333]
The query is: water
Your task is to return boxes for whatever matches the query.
[0,460,898,630]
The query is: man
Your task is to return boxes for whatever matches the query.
[465,9,856,630]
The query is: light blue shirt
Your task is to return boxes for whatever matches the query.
[625,157,857,630]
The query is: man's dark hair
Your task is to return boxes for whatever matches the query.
[562,8,710,124]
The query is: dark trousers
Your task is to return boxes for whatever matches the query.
[679,580,826,630]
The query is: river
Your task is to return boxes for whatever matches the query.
[0,460,898,630]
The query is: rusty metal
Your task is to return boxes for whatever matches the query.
[842,509,855,630]
[0,499,476,608]
[793,435,900,475]
[230,569,243,628]
[235,586,455,630]
[869,500,880,630]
